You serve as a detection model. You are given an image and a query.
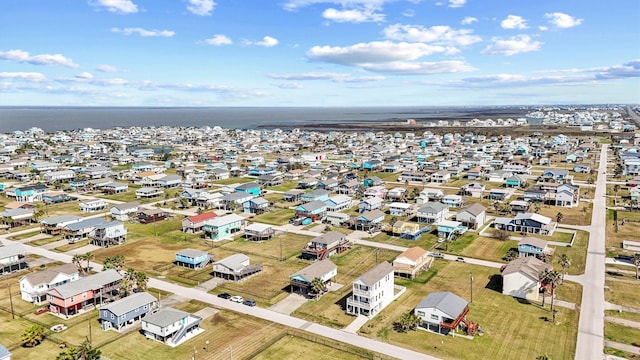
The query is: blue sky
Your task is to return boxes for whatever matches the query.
[1,0,639,106]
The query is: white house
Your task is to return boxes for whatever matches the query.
[20,263,79,304]
[416,202,448,224]
[324,195,353,211]
[110,201,141,221]
[0,244,26,274]
[79,199,108,213]
[501,256,551,301]
[455,203,487,230]
[414,291,471,335]
[388,202,413,216]
[416,188,444,204]
[346,261,394,318]
[358,196,384,213]
[141,307,203,346]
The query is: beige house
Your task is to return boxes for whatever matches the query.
[393,247,432,279]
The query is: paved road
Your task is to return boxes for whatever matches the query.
[575,144,608,360]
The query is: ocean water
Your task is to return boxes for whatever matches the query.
[0,106,510,133]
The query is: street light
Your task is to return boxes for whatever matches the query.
[205,340,209,352]
[469,272,474,303]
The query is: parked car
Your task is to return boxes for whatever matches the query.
[230,295,244,303]
[428,252,444,259]
[242,299,256,307]
[456,257,466,262]
[217,292,231,299]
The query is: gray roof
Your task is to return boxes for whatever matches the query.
[64,217,108,231]
[101,291,157,317]
[311,231,344,245]
[214,253,249,271]
[358,209,385,222]
[0,243,26,259]
[112,201,141,211]
[502,256,551,280]
[291,259,337,283]
[418,202,447,213]
[142,307,190,328]
[518,236,548,249]
[40,214,82,225]
[298,200,326,212]
[94,220,124,230]
[51,269,122,299]
[416,291,469,319]
[460,203,486,217]
[176,248,208,259]
[22,263,78,286]
[356,261,393,286]
[0,208,33,217]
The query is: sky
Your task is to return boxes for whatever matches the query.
[0,0,639,107]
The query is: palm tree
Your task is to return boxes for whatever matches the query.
[21,324,46,347]
[112,254,125,273]
[546,270,562,317]
[135,271,149,291]
[613,184,620,206]
[77,339,101,360]
[310,277,325,299]
[555,212,564,224]
[634,253,640,280]
[539,269,550,308]
[72,254,84,275]
[83,252,94,274]
[56,347,79,360]
[558,254,571,284]
[534,203,541,214]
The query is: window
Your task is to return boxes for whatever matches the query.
[430,314,439,320]
[417,311,425,317]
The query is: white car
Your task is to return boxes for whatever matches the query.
[230,295,244,303]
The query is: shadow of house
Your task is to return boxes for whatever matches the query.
[485,274,503,293]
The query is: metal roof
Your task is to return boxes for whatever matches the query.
[416,291,469,319]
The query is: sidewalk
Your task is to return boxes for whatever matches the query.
[343,314,369,333]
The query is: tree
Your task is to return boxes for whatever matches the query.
[83,252,94,274]
[103,254,125,273]
[539,269,550,308]
[397,310,421,332]
[533,203,541,214]
[77,339,101,360]
[557,254,572,284]
[56,347,79,360]
[494,229,511,241]
[504,249,519,262]
[310,277,325,299]
[634,253,640,280]
[72,254,84,275]
[544,270,562,316]
[21,324,46,347]
[135,271,149,291]
[555,212,564,224]
[613,184,620,206]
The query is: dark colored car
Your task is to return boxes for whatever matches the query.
[242,299,256,307]
[217,292,231,299]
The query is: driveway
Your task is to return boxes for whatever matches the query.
[270,293,308,315]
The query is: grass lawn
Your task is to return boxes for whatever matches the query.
[97,190,141,203]
[436,234,476,254]
[252,334,368,360]
[9,339,63,360]
[605,310,640,323]
[368,230,439,252]
[536,203,593,226]
[253,208,296,225]
[604,347,638,359]
[552,230,589,275]
[605,322,640,346]
[460,237,518,262]
[0,310,38,348]
[8,230,42,240]
[221,233,312,261]
[267,180,299,192]
[606,209,640,255]
[26,235,61,246]
[98,309,287,360]
[359,261,579,360]
[53,239,90,253]
[605,279,640,309]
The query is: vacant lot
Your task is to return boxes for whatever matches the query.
[537,202,592,226]
[605,322,640,347]
[607,209,640,254]
[360,261,579,360]
[253,334,369,360]
[252,208,296,225]
[460,236,518,262]
[605,279,640,310]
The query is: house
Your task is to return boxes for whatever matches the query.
[0,208,34,228]
[555,183,580,207]
[297,177,318,189]
[486,170,512,183]
[257,174,283,187]
[442,194,463,207]
[324,195,352,211]
[181,212,217,233]
[141,307,202,346]
[346,261,394,318]
[488,189,510,201]
[289,259,338,297]
[363,185,387,199]
[62,217,108,243]
[455,203,487,230]
[221,192,253,210]
[386,187,407,201]
[235,182,261,197]
[388,202,413,216]
[393,247,432,279]
[301,189,331,203]
[363,176,383,187]
[209,167,230,180]
[40,214,83,235]
[391,221,432,240]
[99,292,158,331]
[358,196,384,213]
[301,231,350,261]
[156,175,183,188]
[135,187,163,199]
[91,221,127,247]
[502,256,552,301]
[466,167,483,180]
[542,169,569,180]
[518,237,554,260]
[42,170,75,183]
[362,159,383,171]
[283,189,304,202]
[135,208,168,224]
[244,222,275,241]
[212,253,262,281]
[524,188,548,203]
[0,244,27,274]
[416,202,448,224]
[48,269,122,317]
[101,182,129,194]
[110,201,141,221]
[416,188,444,204]
[294,200,327,221]
[460,183,485,198]
[494,213,557,235]
[437,220,468,239]
[317,178,339,190]
[243,197,269,214]
[176,249,212,269]
[324,211,351,227]
[353,210,385,232]
[14,184,48,202]
[430,170,451,184]
[42,192,75,205]
[20,263,79,304]
[505,174,527,188]
[415,292,476,335]
[573,164,591,174]
[79,199,108,213]
[203,213,246,241]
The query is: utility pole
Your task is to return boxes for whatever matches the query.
[7,284,15,319]
[375,248,379,264]
[88,320,92,345]
[280,237,283,261]
[470,272,474,303]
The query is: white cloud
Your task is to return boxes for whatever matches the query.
[274,82,303,89]
[461,16,477,25]
[0,72,47,82]
[545,12,583,29]
[92,0,138,14]
[402,9,415,18]
[268,72,385,82]
[362,60,474,74]
[448,0,466,8]
[538,26,548,32]
[111,27,175,37]
[481,35,542,56]
[282,0,392,11]
[307,41,451,65]
[95,64,120,72]
[382,24,482,47]
[501,15,528,30]
[186,0,215,16]
[56,74,129,86]
[247,36,279,47]
[0,49,79,68]
[322,8,385,23]
[75,72,94,79]
[205,34,232,46]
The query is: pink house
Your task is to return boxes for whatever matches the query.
[48,269,122,317]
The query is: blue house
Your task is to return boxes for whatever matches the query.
[362,159,383,171]
[363,176,383,188]
[203,213,245,241]
[437,220,468,239]
[176,249,211,269]
[14,184,48,202]
[517,237,553,260]
[243,197,269,214]
[99,292,158,331]
[294,200,327,221]
[354,209,385,231]
[301,189,330,202]
[234,182,261,197]
[542,169,568,180]
[248,167,276,176]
